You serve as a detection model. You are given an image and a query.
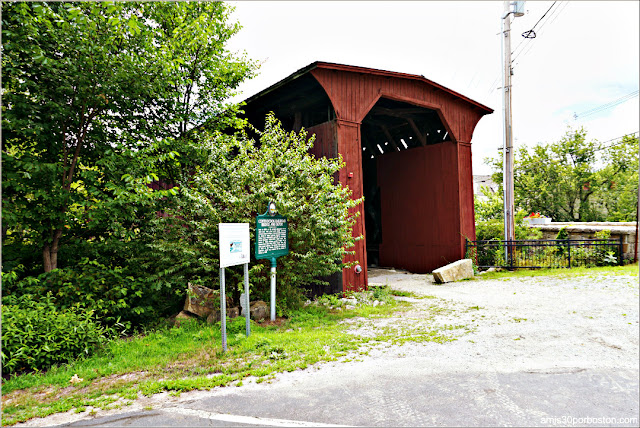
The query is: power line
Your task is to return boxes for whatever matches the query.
[513,2,568,64]
[574,90,639,120]
[511,1,557,58]
[512,1,567,64]
[505,131,639,175]
[486,1,566,97]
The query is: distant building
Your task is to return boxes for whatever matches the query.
[473,175,498,200]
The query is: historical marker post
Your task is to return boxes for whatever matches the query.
[255,202,289,321]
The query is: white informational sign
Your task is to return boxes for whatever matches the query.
[219,223,250,268]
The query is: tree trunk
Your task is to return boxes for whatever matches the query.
[43,228,63,273]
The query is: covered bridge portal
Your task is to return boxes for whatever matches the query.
[242,62,493,293]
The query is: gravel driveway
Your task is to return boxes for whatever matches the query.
[366,268,639,374]
[16,268,640,427]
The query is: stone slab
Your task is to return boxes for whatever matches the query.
[432,259,474,284]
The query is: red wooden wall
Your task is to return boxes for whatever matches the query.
[303,65,489,291]
[377,142,465,272]
[307,119,368,291]
[310,66,487,144]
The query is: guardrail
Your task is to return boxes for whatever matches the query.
[465,237,624,269]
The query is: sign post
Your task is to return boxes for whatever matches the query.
[219,223,250,352]
[255,202,289,321]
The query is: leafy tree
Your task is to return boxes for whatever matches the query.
[593,134,639,221]
[142,114,361,314]
[486,128,638,222]
[2,1,255,273]
[474,186,503,221]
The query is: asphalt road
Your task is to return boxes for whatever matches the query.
[18,269,640,427]
[60,364,639,427]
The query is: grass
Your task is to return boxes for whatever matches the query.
[0,290,459,426]
[6,265,635,425]
[474,263,638,281]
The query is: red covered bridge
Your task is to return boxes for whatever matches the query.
[241,62,493,293]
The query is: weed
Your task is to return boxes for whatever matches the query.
[1,288,461,426]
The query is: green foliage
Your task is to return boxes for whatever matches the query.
[602,251,618,266]
[3,258,158,329]
[474,211,542,242]
[555,227,570,240]
[145,114,361,314]
[474,186,503,221]
[2,1,256,330]
[485,128,638,222]
[2,1,256,273]
[1,293,113,375]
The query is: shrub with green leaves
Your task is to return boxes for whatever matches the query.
[475,211,543,242]
[1,293,113,375]
[144,114,361,314]
[3,258,154,330]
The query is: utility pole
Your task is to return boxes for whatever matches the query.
[501,1,525,259]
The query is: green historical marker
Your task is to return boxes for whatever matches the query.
[255,202,289,320]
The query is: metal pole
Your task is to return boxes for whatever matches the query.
[270,258,276,321]
[244,262,250,337]
[502,1,516,262]
[635,157,639,262]
[220,267,227,352]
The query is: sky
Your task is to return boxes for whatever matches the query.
[225,1,639,175]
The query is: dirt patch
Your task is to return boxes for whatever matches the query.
[255,316,288,327]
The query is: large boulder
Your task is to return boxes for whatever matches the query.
[432,259,474,284]
[184,283,217,318]
[184,283,232,318]
[249,300,268,322]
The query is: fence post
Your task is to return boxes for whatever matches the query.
[618,235,624,266]
[509,239,514,269]
[567,239,571,268]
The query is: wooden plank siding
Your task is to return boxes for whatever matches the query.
[458,142,476,254]
[377,143,462,272]
[310,67,487,143]
[336,119,368,291]
[307,119,368,291]
[308,64,490,289]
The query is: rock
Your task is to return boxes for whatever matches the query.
[184,283,218,318]
[206,307,240,324]
[228,307,239,318]
[250,300,268,321]
[373,300,380,307]
[69,374,84,384]
[432,259,474,284]
[170,310,197,327]
[206,312,217,324]
[341,297,358,306]
[240,293,249,316]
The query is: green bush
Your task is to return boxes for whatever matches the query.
[475,211,543,241]
[1,293,114,375]
[144,114,361,315]
[5,258,156,330]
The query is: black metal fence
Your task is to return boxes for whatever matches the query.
[465,237,624,269]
